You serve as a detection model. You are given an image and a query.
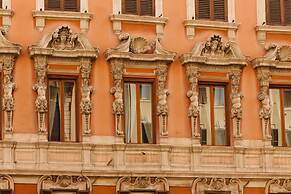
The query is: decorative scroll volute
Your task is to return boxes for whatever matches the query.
[185,65,200,137]
[265,179,291,194]
[192,177,244,194]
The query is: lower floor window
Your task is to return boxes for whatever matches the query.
[270,87,291,146]
[124,81,154,144]
[48,79,77,142]
[199,84,228,146]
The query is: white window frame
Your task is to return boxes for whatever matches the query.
[33,0,92,32]
[111,0,167,37]
[185,0,238,40]
[256,0,291,45]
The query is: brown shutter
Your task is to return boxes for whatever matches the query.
[40,190,52,194]
[0,190,12,194]
[214,0,226,21]
[64,0,78,11]
[267,0,281,25]
[118,192,130,194]
[285,0,291,24]
[0,0,2,9]
[79,191,89,194]
[197,0,210,19]
[155,192,167,194]
[123,0,138,14]
[47,0,61,10]
[140,0,154,16]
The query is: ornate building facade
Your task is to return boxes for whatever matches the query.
[0,0,290,194]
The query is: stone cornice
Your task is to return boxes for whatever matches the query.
[32,10,93,20]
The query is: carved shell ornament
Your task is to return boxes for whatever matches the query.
[129,37,154,54]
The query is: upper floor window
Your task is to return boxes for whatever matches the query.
[270,87,291,146]
[124,80,155,144]
[45,0,80,12]
[122,0,155,16]
[199,84,229,146]
[266,0,291,25]
[196,0,227,21]
[48,78,78,142]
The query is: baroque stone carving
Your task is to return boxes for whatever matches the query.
[105,33,176,138]
[0,175,14,191]
[38,175,91,194]
[185,65,200,138]
[0,28,21,136]
[29,25,98,139]
[117,177,169,193]
[181,35,246,143]
[265,179,291,194]
[192,177,244,194]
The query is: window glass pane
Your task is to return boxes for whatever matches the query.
[140,83,153,143]
[49,80,61,141]
[124,83,138,143]
[214,87,226,145]
[284,89,291,146]
[199,86,211,145]
[64,81,76,142]
[270,89,282,146]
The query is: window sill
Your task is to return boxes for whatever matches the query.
[184,19,239,40]
[256,25,291,45]
[32,10,93,32]
[0,9,14,29]
[110,14,168,37]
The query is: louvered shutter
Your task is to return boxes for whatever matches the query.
[0,190,12,194]
[267,0,281,25]
[64,0,78,11]
[40,190,52,194]
[285,0,291,25]
[0,0,2,9]
[140,0,154,16]
[197,0,210,19]
[79,191,89,194]
[155,191,167,194]
[124,0,138,15]
[118,192,130,194]
[47,0,61,10]
[214,0,226,20]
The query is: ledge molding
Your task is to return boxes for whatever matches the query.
[256,25,291,45]
[32,10,93,32]
[0,9,13,29]
[184,19,239,40]
[110,14,168,37]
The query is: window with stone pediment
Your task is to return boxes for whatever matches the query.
[181,34,247,146]
[105,33,175,143]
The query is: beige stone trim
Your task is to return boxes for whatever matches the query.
[0,9,13,30]
[265,179,291,194]
[0,175,14,191]
[32,10,93,32]
[110,14,168,37]
[184,20,239,40]
[256,25,291,45]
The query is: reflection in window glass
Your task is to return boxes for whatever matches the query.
[199,86,211,145]
[270,89,282,146]
[124,82,153,144]
[284,90,291,146]
[214,87,226,145]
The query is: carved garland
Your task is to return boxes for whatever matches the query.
[29,26,98,138]
[192,177,244,194]
[38,175,91,194]
[265,179,291,194]
[106,33,175,138]
[116,177,169,193]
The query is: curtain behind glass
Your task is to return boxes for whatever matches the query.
[140,83,153,143]
[49,80,61,141]
[124,83,137,143]
[64,81,76,142]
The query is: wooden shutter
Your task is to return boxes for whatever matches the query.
[197,0,210,19]
[79,191,89,194]
[267,0,281,25]
[0,190,12,194]
[118,192,130,194]
[40,190,52,194]
[0,0,2,9]
[123,0,138,15]
[64,0,78,11]
[155,192,167,194]
[140,0,154,16]
[284,0,291,25]
[214,0,226,20]
[47,0,61,10]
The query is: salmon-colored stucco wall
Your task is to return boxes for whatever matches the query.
[5,0,291,140]
[14,183,37,194]
[169,186,192,194]
[244,187,265,194]
[92,185,115,194]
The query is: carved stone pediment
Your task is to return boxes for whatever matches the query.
[29,25,99,58]
[105,33,176,63]
[265,179,291,194]
[180,35,247,67]
[38,175,91,194]
[117,177,169,193]
[0,29,21,55]
[192,177,245,194]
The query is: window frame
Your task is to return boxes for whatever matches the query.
[269,85,291,147]
[266,0,285,26]
[122,0,155,16]
[47,74,80,142]
[195,0,228,21]
[123,77,156,144]
[45,0,80,12]
[198,82,230,146]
